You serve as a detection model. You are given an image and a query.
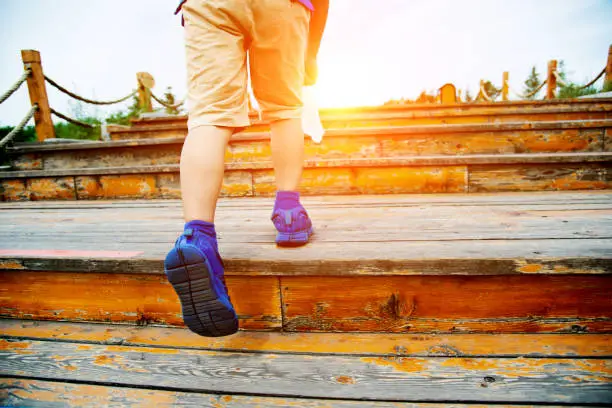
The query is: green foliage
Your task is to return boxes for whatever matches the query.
[0,125,36,144]
[555,60,602,99]
[556,84,599,99]
[603,80,612,93]
[54,116,101,141]
[523,66,542,100]
[105,95,143,126]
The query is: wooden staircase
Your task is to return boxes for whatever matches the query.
[2,99,612,201]
[1,100,611,406]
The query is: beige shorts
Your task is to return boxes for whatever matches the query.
[182,0,310,131]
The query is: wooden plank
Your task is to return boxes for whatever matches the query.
[380,128,604,156]
[1,240,611,276]
[8,119,612,153]
[281,275,612,333]
[2,153,611,180]
[51,125,607,167]
[254,168,354,196]
[1,340,611,403]
[2,379,585,408]
[1,190,610,209]
[0,271,281,330]
[3,320,611,357]
[25,176,75,200]
[353,166,467,194]
[470,163,612,192]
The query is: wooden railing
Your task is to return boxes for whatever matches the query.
[2,45,612,142]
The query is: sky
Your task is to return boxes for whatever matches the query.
[1,0,611,126]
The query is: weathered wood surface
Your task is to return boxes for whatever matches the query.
[1,192,611,276]
[281,275,612,333]
[1,379,592,408]
[10,119,612,153]
[113,115,612,139]
[0,272,280,330]
[118,101,612,138]
[2,159,611,201]
[470,162,612,192]
[3,320,611,357]
[5,153,610,177]
[1,339,611,403]
[2,271,610,332]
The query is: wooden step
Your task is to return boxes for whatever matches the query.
[1,192,610,333]
[1,320,611,405]
[8,120,612,173]
[1,153,610,201]
[119,98,612,140]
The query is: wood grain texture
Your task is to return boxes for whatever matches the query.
[0,271,281,330]
[25,177,75,201]
[9,119,612,153]
[4,379,538,408]
[1,191,611,276]
[3,320,611,357]
[281,275,612,333]
[1,379,597,408]
[1,340,611,403]
[3,153,612,179]
[108,110,612,140]
[469,163,612,192]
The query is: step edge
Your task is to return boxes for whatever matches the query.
[2,152,611,179]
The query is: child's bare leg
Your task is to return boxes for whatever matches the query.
[180,126,232,223]
[270,118,304,191]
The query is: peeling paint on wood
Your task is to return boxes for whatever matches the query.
[470,163,612,192]
[0,271,281,330]
[281,275,612,333]
[354,166,467,194]
[27,177,75,200]
[1,340,611,403]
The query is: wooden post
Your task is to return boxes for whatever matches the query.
[136,72,154,113]
[21,50,55,142]
[605,44,612,85]
[546,60,557,100]
[502,71,509,101]
[439,83,457,104]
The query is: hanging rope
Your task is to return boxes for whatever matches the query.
[45,75,136,105]
[553,71,569,88]
[478,83,493,102]
[509,80,547,99]
[0,68,31,105]
[150,91,185,109]
[50,108,95,128]
[577,67,606,90]
[0,104,37,148]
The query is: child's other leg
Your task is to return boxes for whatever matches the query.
[270,118,304,191]
[250,0,312,246]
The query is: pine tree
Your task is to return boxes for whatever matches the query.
[523,66,542,100]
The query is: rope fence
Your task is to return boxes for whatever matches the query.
[2,46,611,143]
[150,91,185,110]
[50,108,94,129]
[0,104,37,148]
[576,67,606,90]
[0,68,31,105]
[44,75,137,106]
